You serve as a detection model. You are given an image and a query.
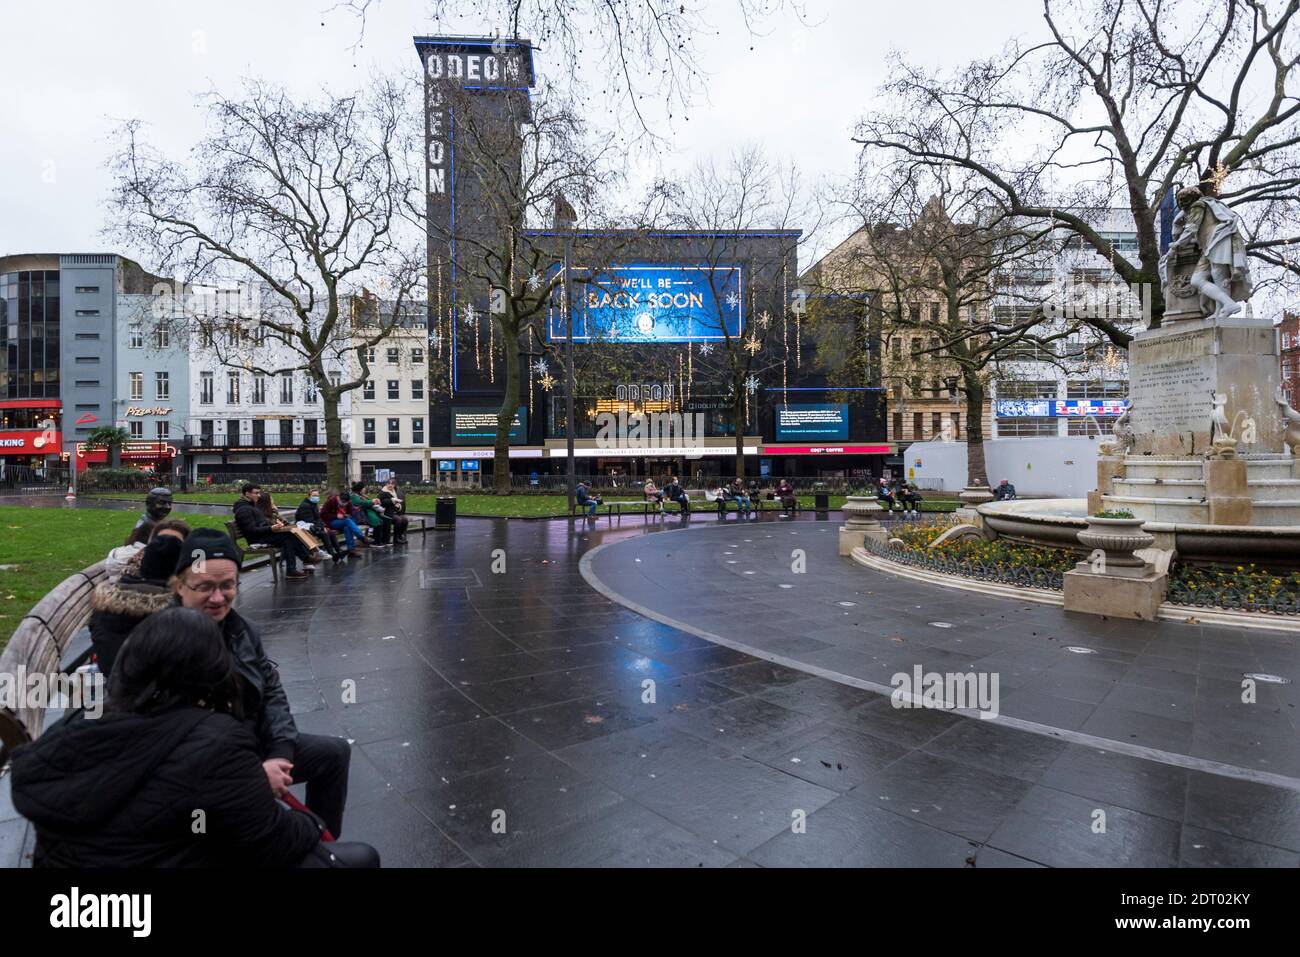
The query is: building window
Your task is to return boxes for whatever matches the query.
[387,380,399,400]
[305,378,318,403]
[75,309,99,317]
[362,380,375,400]
[411,348,424,365]
[996,379,1058,438]
[362,418,375,445]
[200,324,214,349]
[892,412,902,438]
[156,420,169,440]
[227,372,240,404]
[932,412,942,435]
[366,347,376,365]
[890,338,901,359]
[951,413,961,438]
[387,417,400,443]
[155,325,170,349]
[929,303,941,324]
[253,324,268,346]
[913,412,924,439]
[129,327,143,349]
[891,382,902,400]
[200,371,213,404]
[411,378,424,400]
[328,372,341,391]
[129,372,143,401]
[75,356,99,364]
[155,372,170,400]
[412,416,424,444]
[129,420,143,439]
[252,376,266,404]
[386,347,400,364]
[279,374,293,404]
[75,285,99,294]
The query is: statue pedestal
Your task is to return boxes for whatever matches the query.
[1063,562,1168,622]
[839,496,886,556]
[1204,457,1253,526]
[1128,317,1282,457]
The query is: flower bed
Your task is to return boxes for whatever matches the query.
[870,521,1300,615]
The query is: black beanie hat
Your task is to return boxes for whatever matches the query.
[175,528,243,575]
[138,535,183,584]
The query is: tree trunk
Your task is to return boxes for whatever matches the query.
[322,390,346,493]
[962,374,990,489]
[494,319,521,494]
[733,392,745,480]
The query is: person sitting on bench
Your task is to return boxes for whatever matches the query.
[233,482,317,580]
[296,488,343,563]
[893,479,923,517]
[643,478,665,513]
[378,478,410,544]
[10,606,377,868]
[321,488,364,555]
[777,479,797,514]
[993,478,1018,501]
[663,475,689,513]
[876,477,898,512]
[729,478,753,518]
[575,481,601,517]
[350,482,392,546]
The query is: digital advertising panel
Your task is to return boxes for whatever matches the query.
[451,406,528,445]
[995,399,1129,418]
[774,403,850,441]
[547,264,744,343]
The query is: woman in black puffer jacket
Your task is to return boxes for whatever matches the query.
[88,534,182,677]
[10,607,379,868]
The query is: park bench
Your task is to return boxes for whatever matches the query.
[0,561,104,770]
[570,499,653,520]
[225,520,283,583]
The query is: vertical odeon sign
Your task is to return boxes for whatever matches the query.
[414,36,535,390]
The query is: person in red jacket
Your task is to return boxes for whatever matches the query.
[320,488,365,555]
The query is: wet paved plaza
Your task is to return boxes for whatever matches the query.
[4,506,1299,867]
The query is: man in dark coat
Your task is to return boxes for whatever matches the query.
[9,607,378,867]
[232,482,316,580]
[170,529,352,837]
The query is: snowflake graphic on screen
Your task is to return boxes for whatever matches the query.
[744,374,761,394]
[725,291,741,310]
[697,341,714,356]
[532,358,549,376]
[526,271,543,292]
[462,303,477,325]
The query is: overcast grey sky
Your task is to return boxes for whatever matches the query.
[0,0,1044,264]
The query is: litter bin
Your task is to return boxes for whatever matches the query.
[813,482,829,513]
[434,496,457,529]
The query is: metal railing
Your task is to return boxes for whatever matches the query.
[184,434,326,450]
[1166,579,1300,616]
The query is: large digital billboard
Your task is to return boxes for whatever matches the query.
[995,399,1128,418]
[775,403,850,441]
[546,264,744,343]
[451,406,528,445]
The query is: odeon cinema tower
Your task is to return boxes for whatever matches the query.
[414,35,538,458]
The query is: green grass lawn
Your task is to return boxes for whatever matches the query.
[0,506,232,651]
[94,490,962,520]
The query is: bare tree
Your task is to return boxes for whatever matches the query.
[107,77,426,491]
[432,82,628,492]
[853,0,1300,345]
[807,158,1088,496]
[651,148,814,478]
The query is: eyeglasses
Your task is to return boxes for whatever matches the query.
[180,580,239,597]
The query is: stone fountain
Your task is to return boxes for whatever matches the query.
[981,185,1300,570]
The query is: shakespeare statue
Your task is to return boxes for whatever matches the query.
[1159,186,1253,322]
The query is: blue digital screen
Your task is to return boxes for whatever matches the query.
[437,459,456,471]
[775,403,849,441]
[451,406,527,445]
[547,263,744,343]
[459,459,481,471]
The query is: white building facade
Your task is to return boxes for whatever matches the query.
[347,306,430,482]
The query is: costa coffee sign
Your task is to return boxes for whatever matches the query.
[760,445,892,456]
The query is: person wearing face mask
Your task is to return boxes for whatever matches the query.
[295,488,343,563]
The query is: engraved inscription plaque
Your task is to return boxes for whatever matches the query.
[1129,327,1215,436]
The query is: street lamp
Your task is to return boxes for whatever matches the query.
[555,195,577,512]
